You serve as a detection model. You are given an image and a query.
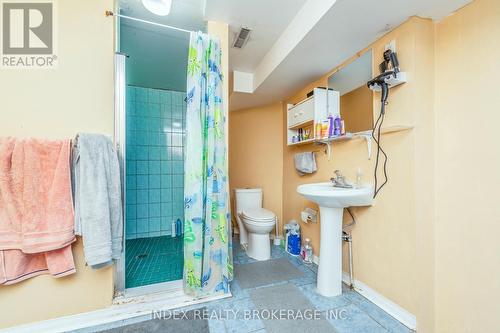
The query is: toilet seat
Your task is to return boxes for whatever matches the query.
[241,208,276,223]
[242,218,275,228]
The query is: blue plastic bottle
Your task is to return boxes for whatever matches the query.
[176,218,182,236]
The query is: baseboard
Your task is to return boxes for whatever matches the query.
[342,272,417,330]
[2,288,232,333]
[312,255,416,330]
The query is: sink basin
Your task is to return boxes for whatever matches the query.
[297,182,373,208]
[296,182,373,297]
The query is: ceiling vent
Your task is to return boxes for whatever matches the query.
[232,27,251,49]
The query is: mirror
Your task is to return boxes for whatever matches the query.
[328,49,373,133]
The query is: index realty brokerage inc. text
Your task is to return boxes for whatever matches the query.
[152,308,349,321]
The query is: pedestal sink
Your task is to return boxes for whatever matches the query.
[297,182,373,297]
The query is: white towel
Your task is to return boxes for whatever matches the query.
[294,152,317,176]
[72,134,123,268]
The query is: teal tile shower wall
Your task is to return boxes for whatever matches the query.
[125,86,186,239]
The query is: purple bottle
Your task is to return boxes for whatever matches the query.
[328,114,334,137]
[334,115,342,136]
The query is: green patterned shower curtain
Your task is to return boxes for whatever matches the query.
[183,31,233,296]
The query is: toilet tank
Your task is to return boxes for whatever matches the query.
[234,188,262,214]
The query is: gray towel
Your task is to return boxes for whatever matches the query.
[294,152,317,176]
[72,134,123,268]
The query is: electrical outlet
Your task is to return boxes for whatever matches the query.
[385,40,396,53]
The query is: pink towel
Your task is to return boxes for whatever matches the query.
[0,137,76,285]
[0,247,75,285]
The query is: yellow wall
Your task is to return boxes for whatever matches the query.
[0,0,115,328]
[228,103,284,229]
[434,0,500,331]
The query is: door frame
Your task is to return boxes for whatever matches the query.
[113,52,127,297]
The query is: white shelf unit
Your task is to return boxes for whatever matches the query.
[286,88,414,160]
[286,88,340,146]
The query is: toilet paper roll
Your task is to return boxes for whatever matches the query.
[301,208,318,223]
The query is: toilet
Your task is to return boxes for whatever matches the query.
[234,188,276,261]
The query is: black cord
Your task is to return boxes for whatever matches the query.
[372,97,389,198]
[372,112,382,194]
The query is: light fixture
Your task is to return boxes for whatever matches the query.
[142,0,172,16]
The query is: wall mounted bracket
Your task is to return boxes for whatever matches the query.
[314,141,332,161]
[325,141,332,161]
[359,133,372,160]
[368,71,407,92]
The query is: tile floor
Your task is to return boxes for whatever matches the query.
[125,236,183,288]
[198,238,413,333]
[103,236,414,332]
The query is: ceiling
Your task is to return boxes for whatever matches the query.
[118,0,206,92]
[120,23,189,91]
[118,0,472,110]
[204,0,306,73]
[206,0,471,111]
[119,0,206,32]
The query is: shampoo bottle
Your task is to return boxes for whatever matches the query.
[171,220,176,238]
[327,114,334,137]
[321,120,330,139]
[334,115,342,136]
[176,218,182,236]
[315,123,322,140]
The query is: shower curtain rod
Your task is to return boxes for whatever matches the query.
[105,11,192,34]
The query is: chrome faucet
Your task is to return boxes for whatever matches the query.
[330,170,353,188]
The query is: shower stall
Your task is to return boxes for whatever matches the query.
[114,12,205,293]
[124,86,186,288]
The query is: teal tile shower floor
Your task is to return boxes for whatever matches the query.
[125,236,183,288]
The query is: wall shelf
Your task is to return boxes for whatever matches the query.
[285,87,413,160]
[288,138,315,146]
[353,125,413,138]
[352,125,413,159]
[381,125,413,134]
[289,126,413,146]
[317,132,354,144]
[287,125,413,161]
